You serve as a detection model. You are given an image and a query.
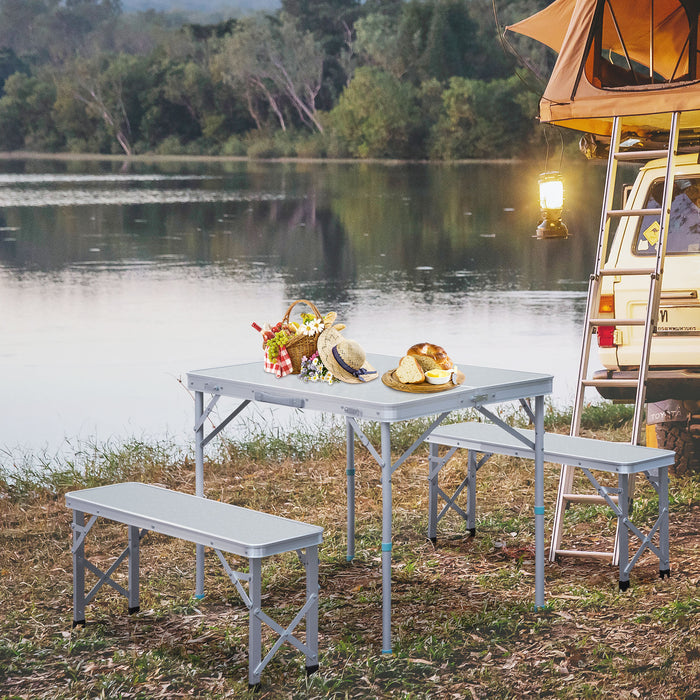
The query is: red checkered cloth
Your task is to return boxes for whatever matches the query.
[263,346,293,378]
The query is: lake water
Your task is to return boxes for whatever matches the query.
[0,156,622,461]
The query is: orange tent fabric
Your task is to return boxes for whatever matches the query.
[507,0,700,135]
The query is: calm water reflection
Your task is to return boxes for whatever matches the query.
[1,157,632,458]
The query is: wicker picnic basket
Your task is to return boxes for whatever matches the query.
[283,299,330,374]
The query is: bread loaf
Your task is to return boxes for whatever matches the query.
[395,355,425,384]
[406,343,453,371]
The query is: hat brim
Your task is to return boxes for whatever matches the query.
[317,327,377,384]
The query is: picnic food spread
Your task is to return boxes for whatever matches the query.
[393,343,457,385]
[383,343,463,392]
[253,302,458,390]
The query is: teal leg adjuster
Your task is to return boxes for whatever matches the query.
[534,506,545,515]
[346,468,355,476]
[381,542,392,552]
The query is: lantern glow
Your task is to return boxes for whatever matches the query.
[536,171,569,239]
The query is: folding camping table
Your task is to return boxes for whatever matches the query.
[187,354,553,654]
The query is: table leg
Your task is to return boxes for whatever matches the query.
[194,390,205,599]
[380,421,393,654]
[72,509,86,626]
[346,417,356,562]
[534,394,545,610]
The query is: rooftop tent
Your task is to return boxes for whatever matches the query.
[507,0,700,137]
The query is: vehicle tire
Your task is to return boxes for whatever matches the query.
[654,422,699,477]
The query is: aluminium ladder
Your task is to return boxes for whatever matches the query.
[549,112,681,564]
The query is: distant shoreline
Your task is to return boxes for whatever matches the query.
[0,150,522,166]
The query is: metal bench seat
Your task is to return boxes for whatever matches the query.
[425,422,674,589]
[66,482,323,687]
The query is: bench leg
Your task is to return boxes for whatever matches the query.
[72,510,86,627]
[128,525,140,614]
[305,545,320,675]
[248,557,263,688]
[618,474,631,591]
[428,445,479,543]
[658,466,671,579]
[346,417,356,562]
[466,450,477,537]
[428,443,440,543]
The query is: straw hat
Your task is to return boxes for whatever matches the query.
[317,326,377,384]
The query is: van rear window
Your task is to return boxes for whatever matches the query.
[635,178,700,255]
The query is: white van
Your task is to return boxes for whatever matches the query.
[594,153,700,473]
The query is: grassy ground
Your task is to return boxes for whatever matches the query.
[1,405,699,699]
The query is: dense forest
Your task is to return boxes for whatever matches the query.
[0,0,560,159]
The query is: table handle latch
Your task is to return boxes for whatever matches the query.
[254,392,305,408]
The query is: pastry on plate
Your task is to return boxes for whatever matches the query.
[407,342,453,372]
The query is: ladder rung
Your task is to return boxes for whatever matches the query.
[562,493,619,504]
[607,207,662,218]
[582,378,640,387]
[589,317,646,326]
[598,268,657,277]
[554,549,614,562]
[614,149,671,161]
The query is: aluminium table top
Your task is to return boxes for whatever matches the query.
[187,354,554,423]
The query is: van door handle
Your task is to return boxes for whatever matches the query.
[660,290,698,300]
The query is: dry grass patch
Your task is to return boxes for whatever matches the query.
[1,411,699,698]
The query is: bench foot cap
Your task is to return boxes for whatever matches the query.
[468,528,476,538]
[659,569,671,579]
[619,580,630,592]
[306,664,319,676]
[427,537,437,545]
[72,619,85,629]
[128,606,140,615]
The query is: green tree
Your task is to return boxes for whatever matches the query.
[0,71,60,150]
[53,75,107,152]
[328,66,422,158]
[0,47,27,94]
[353,12,404,78]
[420,0,474,81]
[217,13,325,133]
[429,75,534,159]
[63,52,155,155]
[281,0,363,107]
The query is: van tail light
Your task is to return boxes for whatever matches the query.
[597,293,617,347]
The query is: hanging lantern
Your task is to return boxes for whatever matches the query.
[536,172,569,239]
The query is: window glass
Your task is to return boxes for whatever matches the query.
[635,177,700,254]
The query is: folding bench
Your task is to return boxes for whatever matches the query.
[425,422,675,589]
[65,482,323,687]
